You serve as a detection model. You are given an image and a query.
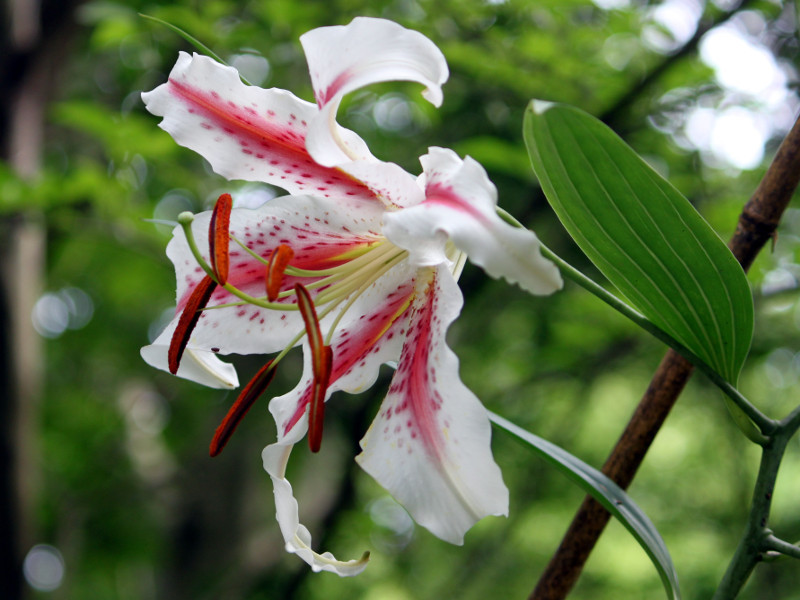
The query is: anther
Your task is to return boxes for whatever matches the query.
[209,193,233,285]
[210,360,276,457]
[295,284,333,452]
[308,345,332,453]
[266,244,294,301]
[168,275,217,374]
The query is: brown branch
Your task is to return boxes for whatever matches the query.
[530,110,800,599]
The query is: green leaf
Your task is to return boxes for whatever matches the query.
[139,14,252,85]
[489,411,681,600]
[524,101,753,384]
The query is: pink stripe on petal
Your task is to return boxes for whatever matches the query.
[166,76,373,200]
[383,276,444,460]
[143,53,380,204]
[315,70,352,107]
[424,183,490,226]
[356,267,508,545]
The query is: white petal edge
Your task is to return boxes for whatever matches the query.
[262,443,370,576]
[383,147,563,296]
[356,266,509,544]
[301,17,449,167]
[140,343,238,389]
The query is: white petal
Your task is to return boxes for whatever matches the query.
[142,52,379,204]
[262,444,369,576]
[140,342,238,389]
[356,266,509,544]
[300,18,448,167]
[383,147,563,295]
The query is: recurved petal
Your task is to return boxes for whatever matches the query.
[140,341,238,389]
[356,266,509,544]
[142,52,377,204]
[383,147,563,295]
[300,17,448,167]
[262,444,370,576]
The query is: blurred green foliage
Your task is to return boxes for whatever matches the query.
[9,0,800,598]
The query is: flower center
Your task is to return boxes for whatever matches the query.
[171,199,409,455]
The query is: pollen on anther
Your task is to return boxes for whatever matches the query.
[266,245,294,301]
[209,193,232,285]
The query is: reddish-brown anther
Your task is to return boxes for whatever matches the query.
[295,283,333,453]
[308,345,332,453]
[209,361,277,457]
[168,275,217,374]
[209,193,233,285]
[266,244,294,301]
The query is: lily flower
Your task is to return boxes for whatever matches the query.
[141,17,562,575]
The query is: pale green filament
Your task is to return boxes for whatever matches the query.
[178,211,409,369]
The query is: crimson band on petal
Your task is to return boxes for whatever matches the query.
[168,275,217,374]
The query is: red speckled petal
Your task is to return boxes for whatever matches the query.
[142,52,378,205]
[356,265,509,545]
[383,147,563,295]
[143,194,385,387]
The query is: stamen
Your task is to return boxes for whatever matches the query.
[295,284,333,452]
[266,244,294,301]
[209,193,233,285]
[168,275,217,374]
[295,283,323,351]
[209,360,277,457]
[308,345,332,453]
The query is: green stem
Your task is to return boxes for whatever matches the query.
[711,385,800,597]
[763,535,800,560]
[712,432,792,599]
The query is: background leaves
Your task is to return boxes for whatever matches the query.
[3,1,800,599]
